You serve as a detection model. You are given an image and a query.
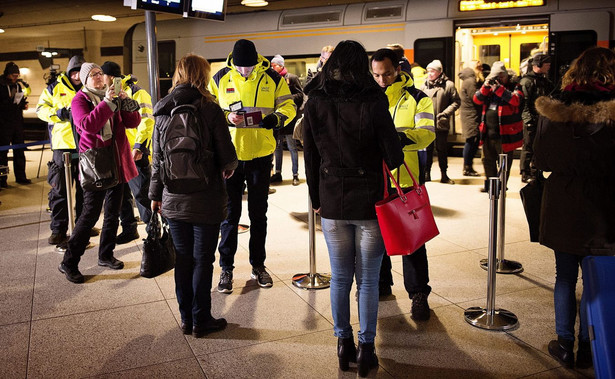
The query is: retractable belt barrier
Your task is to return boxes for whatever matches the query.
[0,140,50,152]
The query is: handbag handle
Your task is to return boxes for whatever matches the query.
[381,160,421,202]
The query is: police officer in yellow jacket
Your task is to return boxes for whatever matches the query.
[209,39,296,292]
[371,48,436,321]
[101,61,154,244]
[36,55,87,245]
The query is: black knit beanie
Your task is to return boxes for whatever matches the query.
[232,39,258,67]
[4,62,19,76]
[101,61,122,77]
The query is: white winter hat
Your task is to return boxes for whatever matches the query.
[271,54,284,67]
[426,59,443,72]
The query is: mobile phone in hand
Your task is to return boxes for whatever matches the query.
[113,77,122,96]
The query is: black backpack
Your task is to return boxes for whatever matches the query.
[159,101,213,194]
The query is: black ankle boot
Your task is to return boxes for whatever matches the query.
[337,337,357,371]
[548,337,574,368]
[463,165,479,176]
[357,342,378,377]
[576,340,593,369]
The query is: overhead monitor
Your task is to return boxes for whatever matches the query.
[188,0,226,21]
[136,0,184,15]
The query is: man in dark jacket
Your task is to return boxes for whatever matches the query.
[519,53,553,183]
[270,54,304,186]
[0,62,31,187]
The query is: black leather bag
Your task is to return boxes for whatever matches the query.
[140,213,176,278]
[79,142,119,191]
[519,172,544,243]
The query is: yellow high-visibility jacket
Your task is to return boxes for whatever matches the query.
[122,75,154,152]
[36,73,79,150]
[385,72,435,187]
[209,53,296,161]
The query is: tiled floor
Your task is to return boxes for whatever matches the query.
[0,148,595,378]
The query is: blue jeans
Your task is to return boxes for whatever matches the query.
[321,218,385,344]
[219,155,271,271]
[167,218,220,326]
[554,251,589,343]
[463,135,480,167]
[274,134,298,176]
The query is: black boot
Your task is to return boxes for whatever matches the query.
[337,337,357,371]
[480,179,489,193]
[576,340,593,369]
[440,172,455,184]
[463,165,480,177]
[548,337,574,368]
[357,342,378,378]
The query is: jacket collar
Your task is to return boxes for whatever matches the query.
[536,95,615,124]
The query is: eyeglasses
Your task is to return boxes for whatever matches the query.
[89,71,103,78]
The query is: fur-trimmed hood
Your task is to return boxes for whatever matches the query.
[535,95,615,124]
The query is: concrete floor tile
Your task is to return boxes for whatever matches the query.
[522,367,592,378]
[0,322,29,379]
[197,329,395,379]
[28,301,193,378]
[375,304,559,378]
[90,357,206,378]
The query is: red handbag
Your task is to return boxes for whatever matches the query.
[375,160,439,256]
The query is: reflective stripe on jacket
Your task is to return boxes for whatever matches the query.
[123,75,154,151]
[209,53,296,161]
[385,72,435,187]
[36,73,79,150]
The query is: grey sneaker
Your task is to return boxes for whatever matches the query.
[217,270,233,293]
[251,266,273,287]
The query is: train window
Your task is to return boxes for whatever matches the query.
[281,11,342,26]
[520,42,540,66]
[158,40,176,96]
[364,5,404,20]
[414,37,454,79]
[478,44,500,67]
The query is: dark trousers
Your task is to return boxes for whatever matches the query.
[167,218,220,326]
[425,131,449,174]
[120,155,152,232]
[463,135,480,167]
[481,135,513,180]
[219,155,272,271]
[0,125,27,182]
[62,184,124,268]
[48,149,83,234]
[520,123,537,176]
[379,244,431,297]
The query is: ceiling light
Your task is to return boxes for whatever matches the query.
[91,14,116,22]
[241,0,268,7]
[0,28,5,34]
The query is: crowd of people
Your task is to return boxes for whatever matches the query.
[1,39,613,376]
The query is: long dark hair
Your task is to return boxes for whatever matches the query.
[308,40,378,94]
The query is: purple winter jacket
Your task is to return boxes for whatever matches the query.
[71,90,140,184]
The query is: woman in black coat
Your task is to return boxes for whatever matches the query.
[458,63,483,176]
[150,54,238,338]
[303,40,403,377]
[534,47,615,369]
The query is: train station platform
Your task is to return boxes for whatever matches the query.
[0,147,594,378]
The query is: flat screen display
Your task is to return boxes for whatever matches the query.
[137,0,184,15]
[188,0,226,21]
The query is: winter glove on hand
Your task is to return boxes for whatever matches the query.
[56,107,71,121]
[397,132,415,147]
[261,113,280,130]
[121,98,140,112]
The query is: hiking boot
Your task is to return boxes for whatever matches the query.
[48,232,68,245]
[292,175,300,186]
[58,263,84,284]
[251,266,273,287]
[98,257,124,270]
[270,172,282,183]
[116,230,139,244]
[411,292,431,321]
[217,270,233,293]
[548,337,574,368]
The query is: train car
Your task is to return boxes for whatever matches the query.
[127,0,615,140]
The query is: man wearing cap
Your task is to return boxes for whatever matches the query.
[473,61,524,192]
[101,61,154,243]
[420,59,460,184]
[270,54,304,186]
[519,53,553,183]
[0,62,31,188]
[209,39,296,292]
[37,56,96,245]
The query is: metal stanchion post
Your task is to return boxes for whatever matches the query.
[292,197,331,289]
[465,177,518,330]
[480,154,523,274]
[63,152,75,236]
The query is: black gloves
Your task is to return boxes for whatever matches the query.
[56,107,71,121]
[261,113,280,130]
[398,132,415,147]
[120,98,140,112]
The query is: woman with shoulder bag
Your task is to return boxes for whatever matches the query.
[59,63,141,283]
[149,54,238,338]
[303,41,404,377]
